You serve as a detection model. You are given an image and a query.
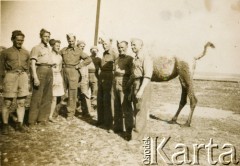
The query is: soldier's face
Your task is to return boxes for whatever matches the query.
[78,44,85,50]
[102,42,110,51]
[41,32,50,45]
[67,37,76,48]
[13,35,24,49]
[118,43,127,55]
[90,48,98,56]
[53,42,60,53]
[131,40,142,53]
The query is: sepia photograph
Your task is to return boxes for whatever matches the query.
[0,0,240,165]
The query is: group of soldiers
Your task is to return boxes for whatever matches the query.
[0,28,153,141]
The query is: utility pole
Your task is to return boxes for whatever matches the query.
[94,0,101,45]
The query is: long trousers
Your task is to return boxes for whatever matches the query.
[28,66,53,123]
[132,78,152,140]
[63,67,79,117]
[113,76,133,133]
[97,71,114,129]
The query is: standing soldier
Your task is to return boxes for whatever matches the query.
[77,40,91,118]
[97,38,118,133]
[61,34,91,120]
[113,41,134,140]
[129,38,153,140]
[28,29,54,127]
[0,30,30,134]
[88,46,101,108]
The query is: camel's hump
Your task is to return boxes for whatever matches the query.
[151,56,176,82]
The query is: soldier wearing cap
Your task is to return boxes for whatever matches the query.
[28,28,54,127]
[113,41,134,139]
[61,34,92,120]
[129,38,153,140]
[76,40,92,118]
[0,30,30,134]
[88,46,101,108]
[97,37,118,132]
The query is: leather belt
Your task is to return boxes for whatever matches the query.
[37,63,54,68]
[64,64,78,68]
[114,73,130,77]
[7,70,26,74]
[88,69,96,73]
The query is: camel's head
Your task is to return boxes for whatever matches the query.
[207,42,215,49]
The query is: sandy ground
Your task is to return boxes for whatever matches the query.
[0,80,240,166]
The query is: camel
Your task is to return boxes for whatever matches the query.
[151,42,215,126]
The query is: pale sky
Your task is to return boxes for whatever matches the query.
[1,0,240,74]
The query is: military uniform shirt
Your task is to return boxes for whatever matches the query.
[30,43,53,64]
[132,51,153,79]
[0,46,30,75]
[61,46,91,67]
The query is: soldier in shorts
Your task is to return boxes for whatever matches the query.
[0,30,30,134]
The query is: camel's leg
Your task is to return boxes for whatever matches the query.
[169,77,187,124]
[182,84,198,127]
[181,74,197,127]
[176,61,197,127]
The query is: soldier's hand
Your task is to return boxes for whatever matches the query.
[75,64,81,69]
[34,77,40,86]
[136,90,143,100]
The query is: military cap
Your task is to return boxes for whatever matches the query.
[11,30,25,40]
[90,46,99,51]
[66,33,76,39]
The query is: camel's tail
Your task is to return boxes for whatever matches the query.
[194,42,215,60]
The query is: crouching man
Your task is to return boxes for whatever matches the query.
[0,30,30,134]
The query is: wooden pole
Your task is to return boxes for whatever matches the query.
[94,0,101,46]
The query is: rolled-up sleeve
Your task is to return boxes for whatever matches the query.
[79,52,92,68]
[143,55,153,79]
[30,47,39,62]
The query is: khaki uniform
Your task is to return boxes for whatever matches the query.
[131,51,153,140]
[89,56,101,105]
[78,65,91,116]
[61,46,91,118]
[28,43,53,124]
[0,46,30,98]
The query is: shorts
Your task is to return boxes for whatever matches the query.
[3,71,29,98]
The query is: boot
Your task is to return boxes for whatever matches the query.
[2,124,9,135]
[15,122,26,133]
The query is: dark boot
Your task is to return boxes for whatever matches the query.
[125,130,132,141]
[2,124,9,135]
[15,122,26,133]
